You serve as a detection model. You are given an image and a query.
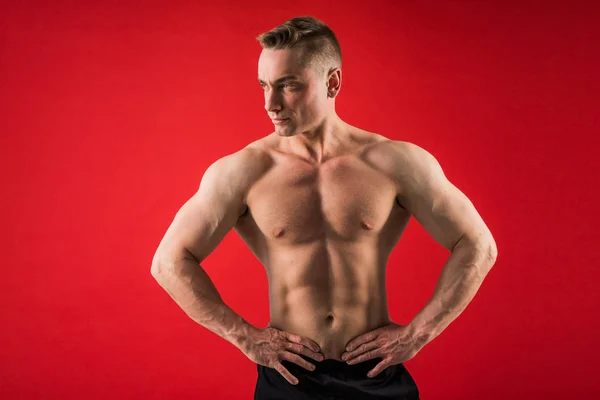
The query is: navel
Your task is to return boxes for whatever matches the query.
[360,220,374,230]
[273,227,286,238]
[325,313,335,325]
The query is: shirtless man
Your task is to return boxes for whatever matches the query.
[151,16,498,400]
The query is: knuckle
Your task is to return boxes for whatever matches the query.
[288,333,298,341]
[283,343,294,352]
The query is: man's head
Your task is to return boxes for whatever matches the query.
[256,16,343,137]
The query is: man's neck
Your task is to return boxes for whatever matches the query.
[285,117,351,164]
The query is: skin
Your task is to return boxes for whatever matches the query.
[152,45,497,386]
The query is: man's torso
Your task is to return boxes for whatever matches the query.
[234,128,412,360]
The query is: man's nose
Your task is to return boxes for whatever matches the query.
[264,90,281,113]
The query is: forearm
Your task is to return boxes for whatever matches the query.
[151,256,254,352]
[408,240,497,348]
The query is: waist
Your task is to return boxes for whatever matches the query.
[268,289,391,360]
[285,353,384,378]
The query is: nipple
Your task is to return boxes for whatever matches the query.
[273,227,285,238]
[360,220,374,230]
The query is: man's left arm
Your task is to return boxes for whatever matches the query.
[340,142,497,376]
[396,142,498,349]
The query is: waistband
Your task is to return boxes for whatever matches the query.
[286,354,383,378]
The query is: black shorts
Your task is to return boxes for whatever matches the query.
[254,354,420,400]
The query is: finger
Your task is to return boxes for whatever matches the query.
[282,331,321,353]
[345,329,382,352]
[342,340,380,362]
[273,361,299,385]
[345,347,382,365]
[281,351,316,372]
[367,359,391,379]
[284,341,324,362]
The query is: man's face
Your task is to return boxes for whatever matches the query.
[258,48,328,137]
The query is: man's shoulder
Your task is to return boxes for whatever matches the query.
[205,139,272,188]
[362,138,434,173]
[359,138,441,203]
[209,145,271,178]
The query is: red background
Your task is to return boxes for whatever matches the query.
[1,1,598,399]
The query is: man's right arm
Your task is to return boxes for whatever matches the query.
[150,148,263,353]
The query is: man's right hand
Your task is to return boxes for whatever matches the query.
[243,326,325,385]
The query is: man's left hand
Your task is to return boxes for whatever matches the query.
[340,322,423,378]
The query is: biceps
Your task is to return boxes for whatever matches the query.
[154,190,244,266]
[404,179,488,252]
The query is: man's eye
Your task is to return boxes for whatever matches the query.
[260,83,295,90]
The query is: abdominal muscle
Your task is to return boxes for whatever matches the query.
[264,240,393,361]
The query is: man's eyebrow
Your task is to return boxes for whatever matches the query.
[257,75,299,84]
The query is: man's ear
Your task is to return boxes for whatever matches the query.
[327,68,342,97]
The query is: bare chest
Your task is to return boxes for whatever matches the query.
[237,156,405,244]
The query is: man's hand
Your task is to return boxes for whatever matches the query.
[242,326,325,385]
[340,322,423,378]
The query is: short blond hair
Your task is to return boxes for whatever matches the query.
[256,16,342,79]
